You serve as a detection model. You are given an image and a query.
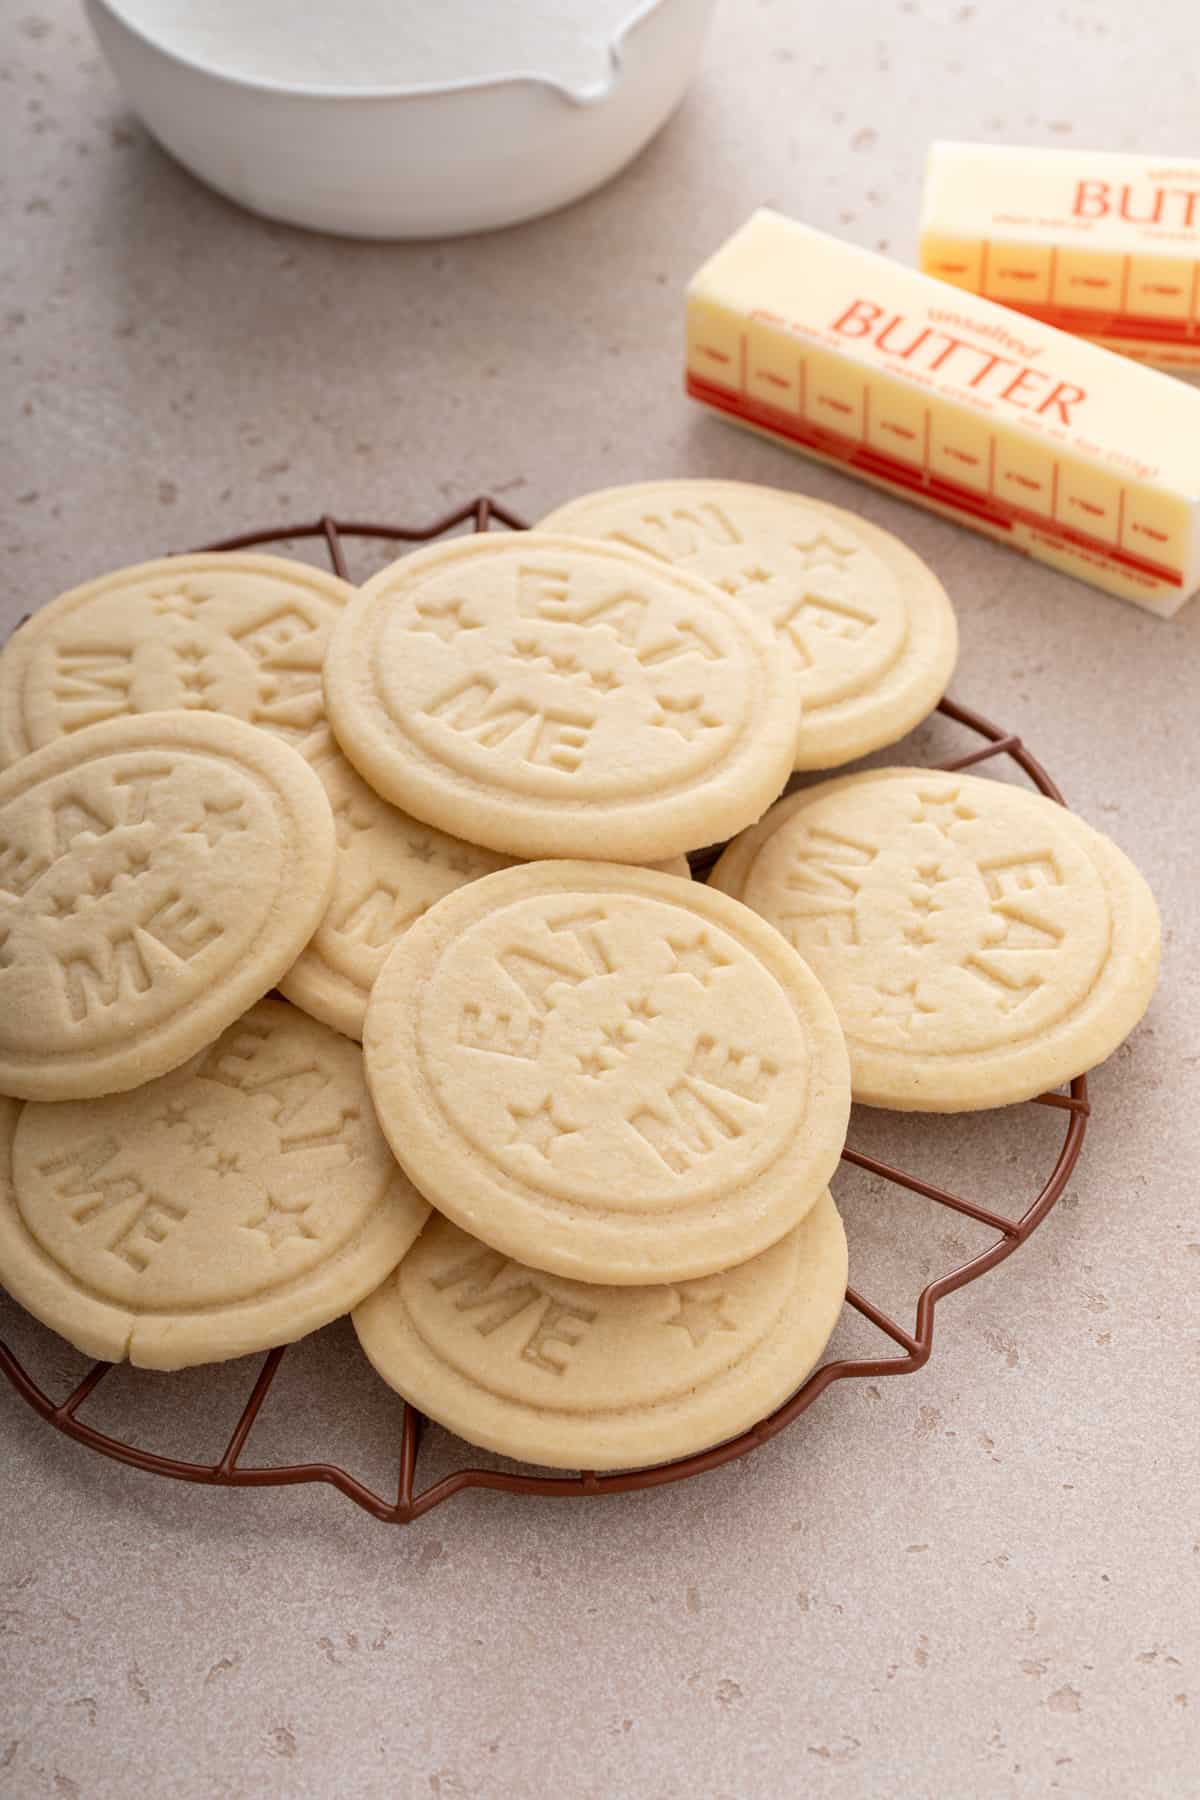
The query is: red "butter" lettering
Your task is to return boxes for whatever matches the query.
[1073,177,1200,227]
[1072,178,1111,219]
[830,300,1088,425]
[831,298,884,337]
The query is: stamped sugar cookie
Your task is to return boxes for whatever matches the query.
[711,769,1160,1110]
[322,533,800,862]
[364,863,850,1284]
[280,733,691,1041]
[353,1190,846,1471]
[279,732,516,1040]
[0,553,353,770]
[0,712,336,1100]
[0,1000,429,1368]
[539,481,958,770]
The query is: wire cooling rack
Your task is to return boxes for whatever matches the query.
[0,501,1089,1522]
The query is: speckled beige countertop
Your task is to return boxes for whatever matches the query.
[2,3,1198,1796]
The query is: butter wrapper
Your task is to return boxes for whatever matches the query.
[920,140,1200,371]
[687,208,1200,615]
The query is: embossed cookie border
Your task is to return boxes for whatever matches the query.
[0,551,355,769]
[0,1009,430,1369]
[322,533,803,862]
[363,862,851,1284]
[537,479,960,771]
[0,711,338,1099]
[352,1192,848,1471]
[711,767,1160,1109]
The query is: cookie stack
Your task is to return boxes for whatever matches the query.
[0,481,1160,1474]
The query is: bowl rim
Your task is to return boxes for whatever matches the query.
[85,0,693,106]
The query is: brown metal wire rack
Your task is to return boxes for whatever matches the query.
[0,501,1089,1522]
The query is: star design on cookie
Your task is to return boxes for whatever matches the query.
[511,638,620,696]
[716,564,774,595]
[171,640,208,666]
[411,597,477,643]
[250,1197,318,1250]
[331,795,375,846]
[68,843,153,911]
[42,890,77,919]
[404,835,437,864]
[907,860,954,924]
[664,932,731,986]
[507,1097,578,1159]
[666,1289,737,1348]
[914,789,977,838]
[903,861,952,944]
[650,694,720,742]
[117,840,153,875]
[178,667,215,700]
[791,533,856,572]
[576,995,657,1074]
[444,848,487,877]
[151,587,207,618]
[872,979,938,1031]
[910,859,946,906]
[207,1149,241,1177]
[186,1124,213,1149]
[186,799,246,848]
[157,1099,191,1129]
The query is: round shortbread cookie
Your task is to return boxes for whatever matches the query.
[710,769,1160,1111]
[0,712,336,1100]
[0,553,354,770]
[0,1000,429,1368]
[322,533,800,862]
[538,481,958,770]
[279,732,516,1040]
[279,733,692,1041]
[363,863,850,1284]
[353,1190,847,1471]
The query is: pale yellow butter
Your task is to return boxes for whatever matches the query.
[920,141,1200,370]
[686,209,1200,615]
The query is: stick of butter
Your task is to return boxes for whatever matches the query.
[686,209,1200,615]
[920,141,1200,371]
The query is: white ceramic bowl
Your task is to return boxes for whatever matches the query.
[84,0,717,239]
